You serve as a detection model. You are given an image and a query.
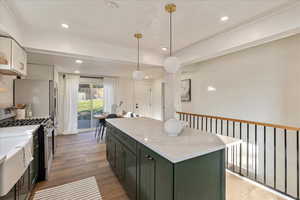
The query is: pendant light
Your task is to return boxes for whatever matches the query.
[132,33,145,80]
[164,3,180,74]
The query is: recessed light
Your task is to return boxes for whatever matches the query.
[145,76,149,79]
[76,60,83,64]
[207,86,216,92]
[61,23,69,29]
[74,70,80,74]
[105,0,119,8]
[220,16,229,22]
[161,47,168,51]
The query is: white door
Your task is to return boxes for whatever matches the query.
[134,81,152,117]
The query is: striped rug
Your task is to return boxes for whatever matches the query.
[33,177,102,200]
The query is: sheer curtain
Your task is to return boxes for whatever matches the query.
[63,74,80,135]
[103,77,119,113]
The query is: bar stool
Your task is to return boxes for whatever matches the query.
[98,114,118,142]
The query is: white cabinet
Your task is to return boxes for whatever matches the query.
[0,37,27,76]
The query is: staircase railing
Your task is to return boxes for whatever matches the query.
[177,111,300,200]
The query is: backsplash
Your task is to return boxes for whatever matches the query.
[0,75,15,108]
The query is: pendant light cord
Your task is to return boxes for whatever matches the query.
[169,11,172,57]
[137,37,140,71]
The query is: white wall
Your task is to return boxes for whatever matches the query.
[182,33,300,127]
[0,75,15,108]
[117,77,163,120]
[26,64,54,80]
[181,33,300,197]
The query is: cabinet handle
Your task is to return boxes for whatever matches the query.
[148,156,153,160]
[145,154,153,160]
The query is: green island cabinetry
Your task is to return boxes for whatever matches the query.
[106,122,226,200]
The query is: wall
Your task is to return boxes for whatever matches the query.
[181,33,300,127]
[181,33,300,197]
[26,64,54,80]
[0,75,15,108]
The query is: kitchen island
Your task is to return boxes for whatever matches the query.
[106,118,241,200]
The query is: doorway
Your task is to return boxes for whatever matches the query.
[77,77,104,130]
[134,81,152,117]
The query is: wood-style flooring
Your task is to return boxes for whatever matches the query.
[32,132,285,200]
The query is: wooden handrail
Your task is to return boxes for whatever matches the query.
[176,111,300,131]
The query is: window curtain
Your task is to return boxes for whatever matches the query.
[103,77,119,113]
[63,74,80,134]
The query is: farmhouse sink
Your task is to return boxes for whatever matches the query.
[0,135,33,196]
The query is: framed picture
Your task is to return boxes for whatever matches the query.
[181,79,191,102]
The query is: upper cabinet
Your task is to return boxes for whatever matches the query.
[0,37,27,76]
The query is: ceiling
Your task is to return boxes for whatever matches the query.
[7,0,293,53]
[27,51,164,78]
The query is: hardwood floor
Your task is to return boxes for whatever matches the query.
[33,132,129,200]
[32,132,285,200]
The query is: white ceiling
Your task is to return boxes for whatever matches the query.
[27,51,164,78]
[7,0,293,53]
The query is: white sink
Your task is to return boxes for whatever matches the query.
[0,135,33,196]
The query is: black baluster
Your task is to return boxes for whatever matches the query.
[247,124,249,177]
[189,115,192,128]
[201,117,203,131]
[210,118,212,133]
[297,130,299,199]
[227,120,229,169]
[284,129,287,193]
[206,117,208,132]
[221,120,223,135]
[197,116,199,130]
[193,116,195,129]
[240,122,242,175]
[255,124,257,181]
[233,122,235,171]
[264,126,266,185]
[274,128,277,189]
[216,119,218,134]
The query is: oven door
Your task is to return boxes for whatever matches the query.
[44,127,54,180]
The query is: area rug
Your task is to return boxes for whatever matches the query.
[33,177,102,200]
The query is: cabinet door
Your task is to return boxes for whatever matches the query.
[18,168,29,200]
[11,40,27,76]
[139,148,156,200]
[115,140,125,181]
[108,135,117,169]
[124,148,137,200]
[30,141,39,188]
[0,37,11,66]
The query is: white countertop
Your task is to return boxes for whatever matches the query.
[107,118,241,163]
[0,125,39,165]
[0,125,39,138]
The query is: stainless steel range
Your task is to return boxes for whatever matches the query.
[0,108,55,181]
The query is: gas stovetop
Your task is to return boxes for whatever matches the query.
[0,118,50,128]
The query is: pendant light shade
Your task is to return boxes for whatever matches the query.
[164,56,180,74]
[132,33,145,80]
[132,70,145,80]
[164,3,181,74]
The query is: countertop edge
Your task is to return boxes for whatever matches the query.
[0,155,6,165]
